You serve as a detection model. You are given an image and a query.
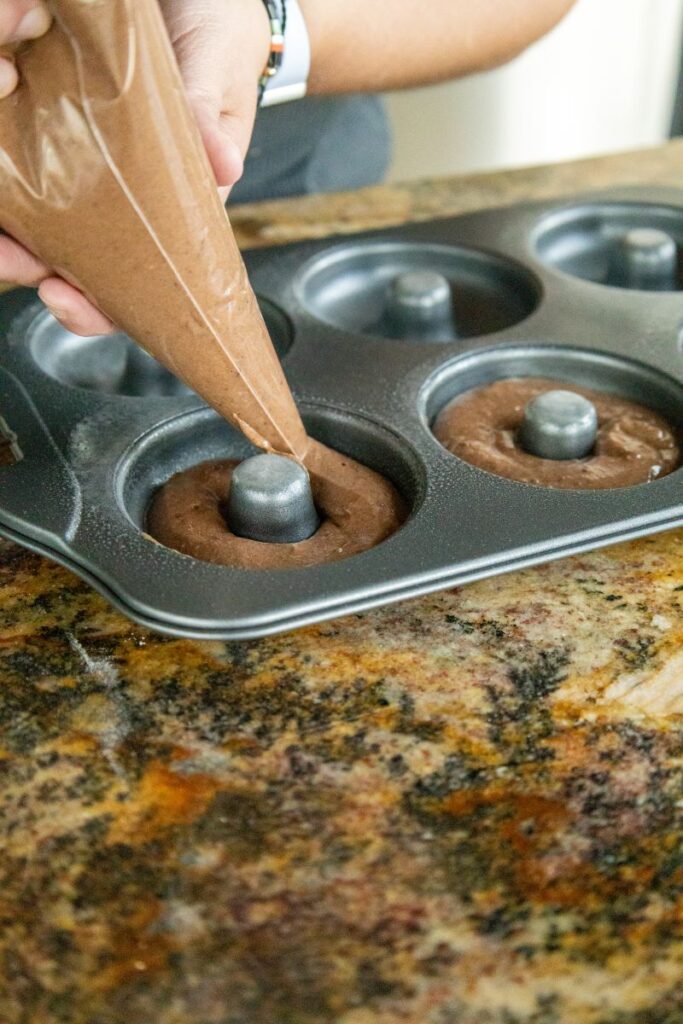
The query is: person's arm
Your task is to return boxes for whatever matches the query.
[302,0,576,94]
[0,0,576,335]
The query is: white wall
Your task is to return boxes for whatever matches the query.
[385,0,683,183]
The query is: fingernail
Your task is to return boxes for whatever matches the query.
[12,4,51,42]
[0,60,18,99]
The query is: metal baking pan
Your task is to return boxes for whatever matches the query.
[1,185,683,639]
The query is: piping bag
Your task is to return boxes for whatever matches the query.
[0,0,403,541]
[0,0,308,458]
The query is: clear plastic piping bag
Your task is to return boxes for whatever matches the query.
[0,0,309,459]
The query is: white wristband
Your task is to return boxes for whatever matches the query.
[261,0,311,106]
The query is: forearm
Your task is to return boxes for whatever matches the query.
[299,0,576,94]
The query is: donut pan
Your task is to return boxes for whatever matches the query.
[2,184,683,639]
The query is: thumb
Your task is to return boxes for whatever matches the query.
[185,88,255,192]
[161,1,269,193]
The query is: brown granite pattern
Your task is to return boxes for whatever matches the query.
[3,529,683,1023]
[231,139,683,249]
[3,141,683,1021]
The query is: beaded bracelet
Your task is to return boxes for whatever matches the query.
[258,0,287,105]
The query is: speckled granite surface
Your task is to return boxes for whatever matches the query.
[231,139,683,249]
[3,143,683,1023]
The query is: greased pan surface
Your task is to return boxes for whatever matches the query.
[1,186,683,639]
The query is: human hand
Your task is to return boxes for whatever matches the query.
[0,0,50,94]
[0,3,101,331]
[160,0,270,200]
[0,0,270,337]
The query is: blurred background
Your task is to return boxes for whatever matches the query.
[385,0,683,182]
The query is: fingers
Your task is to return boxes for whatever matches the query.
[0,1,52,97]
[0,235,115,335]
[161,0,269,191]
[185,81,261,194]
[0,59,17,97]
[0,0,51,44]
[187,93,246,190]
[38,277,116,337]
[0,233,51,285]
[0,4,107,338]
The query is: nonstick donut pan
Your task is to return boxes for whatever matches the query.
[2,184,683,639]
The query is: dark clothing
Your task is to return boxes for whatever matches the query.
[231,94,392,204]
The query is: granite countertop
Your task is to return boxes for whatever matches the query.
[3,142,683,1024]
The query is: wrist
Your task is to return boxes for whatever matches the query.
[246,0,273,88]
[297,0,329,94]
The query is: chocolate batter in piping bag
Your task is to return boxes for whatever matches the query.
[0,0,308,459]
[0,0,405,558]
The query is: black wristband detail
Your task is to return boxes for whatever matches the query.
[258,0,287,105]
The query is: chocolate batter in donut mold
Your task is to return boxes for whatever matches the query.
[2,185,683,639]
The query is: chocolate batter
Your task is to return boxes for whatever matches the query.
[0,2,405,566]
[433,377,680,488]
[0,0,308,460]
[148,440,406,569]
